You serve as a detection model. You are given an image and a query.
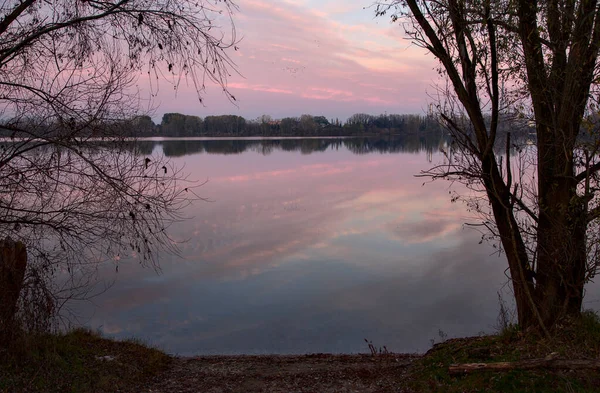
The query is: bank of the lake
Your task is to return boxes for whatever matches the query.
[3,312,600,393]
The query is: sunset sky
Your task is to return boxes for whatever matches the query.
[151,0,439,122]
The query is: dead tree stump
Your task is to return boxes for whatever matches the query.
[0,238,27,343]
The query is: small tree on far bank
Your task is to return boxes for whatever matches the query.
[377,0,600,332]
[0,0,238,333]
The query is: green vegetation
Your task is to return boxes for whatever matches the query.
[0,329,170,393]
[407,311,600,392]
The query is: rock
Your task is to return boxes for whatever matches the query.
[96,355,117,361]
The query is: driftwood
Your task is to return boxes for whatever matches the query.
[449,358,600,375]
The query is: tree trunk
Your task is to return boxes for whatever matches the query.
[487,193,537,328]
[516,0,595,329]
[0,238,27,344]
[483,157,538,329]
[535,175,587,326]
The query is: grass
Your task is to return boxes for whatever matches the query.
[406,311,600,392]
[0,328,171,393]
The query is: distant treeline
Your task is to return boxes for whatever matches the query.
[0,111,536,142]
[129,113,445,138]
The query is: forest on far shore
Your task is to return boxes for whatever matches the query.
[130,112,445,137]
[0,111,533,140]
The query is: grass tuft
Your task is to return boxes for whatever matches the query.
[0,328,171,393]
[406,310,600,392]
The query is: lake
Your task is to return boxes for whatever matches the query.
[74,137,600,356]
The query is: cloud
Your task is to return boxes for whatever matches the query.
[270,43,300,52]
[281,57,301,64]
[151,0,439,120]
[228,82,294,95]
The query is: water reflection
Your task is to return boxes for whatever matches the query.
[75,137,599,355]
[129,135,449,157]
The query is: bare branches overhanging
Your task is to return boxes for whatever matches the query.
[0,0,238,333]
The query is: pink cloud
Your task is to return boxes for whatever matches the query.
[363,96,396,105]
[228,82,293,95]
[270,43,301,52]
[151,0,439,120]
[310,87,353,97]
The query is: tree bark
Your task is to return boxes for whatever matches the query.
[484,162,537,329]
[0,238,27,343]
[516,0,595,329]
[534,170,587,326]
[400,0,600,332]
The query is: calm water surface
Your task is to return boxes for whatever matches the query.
[77,138,600,355]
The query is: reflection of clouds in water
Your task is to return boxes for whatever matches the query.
[98,321,124,335]
[79,147,524,355]
[142,235,506,355]
[334,189,412,212]
[387,217,462,244]
[212,159,385,184]
[98,284,171,315]
[318,237,507,351]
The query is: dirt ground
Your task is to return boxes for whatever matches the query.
[137,354,419,393]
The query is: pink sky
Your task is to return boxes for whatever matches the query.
[149,0,439,122]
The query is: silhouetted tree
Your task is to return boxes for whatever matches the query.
[377,0,600,331]
[313,116,330,128]
[298,114,317,134]
[0,0,237,331]
[160,113,203,137]
[130,116,157,136]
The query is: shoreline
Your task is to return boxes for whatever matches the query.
[137,352,419,393]
[3,327,600,392]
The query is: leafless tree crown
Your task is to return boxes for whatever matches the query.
[376,0,600,330]
[0,0,238,329]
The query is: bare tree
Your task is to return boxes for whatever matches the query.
[376,0,600,332]
[0,0,238,332]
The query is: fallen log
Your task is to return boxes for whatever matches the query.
[449,359,600,375]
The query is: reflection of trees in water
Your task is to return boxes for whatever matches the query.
[133,141,157,155]
[0,139,158,156]
[0,134,529,158]
[341,136,447,155]
[145,135,451,157]
[161,140,204,156]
